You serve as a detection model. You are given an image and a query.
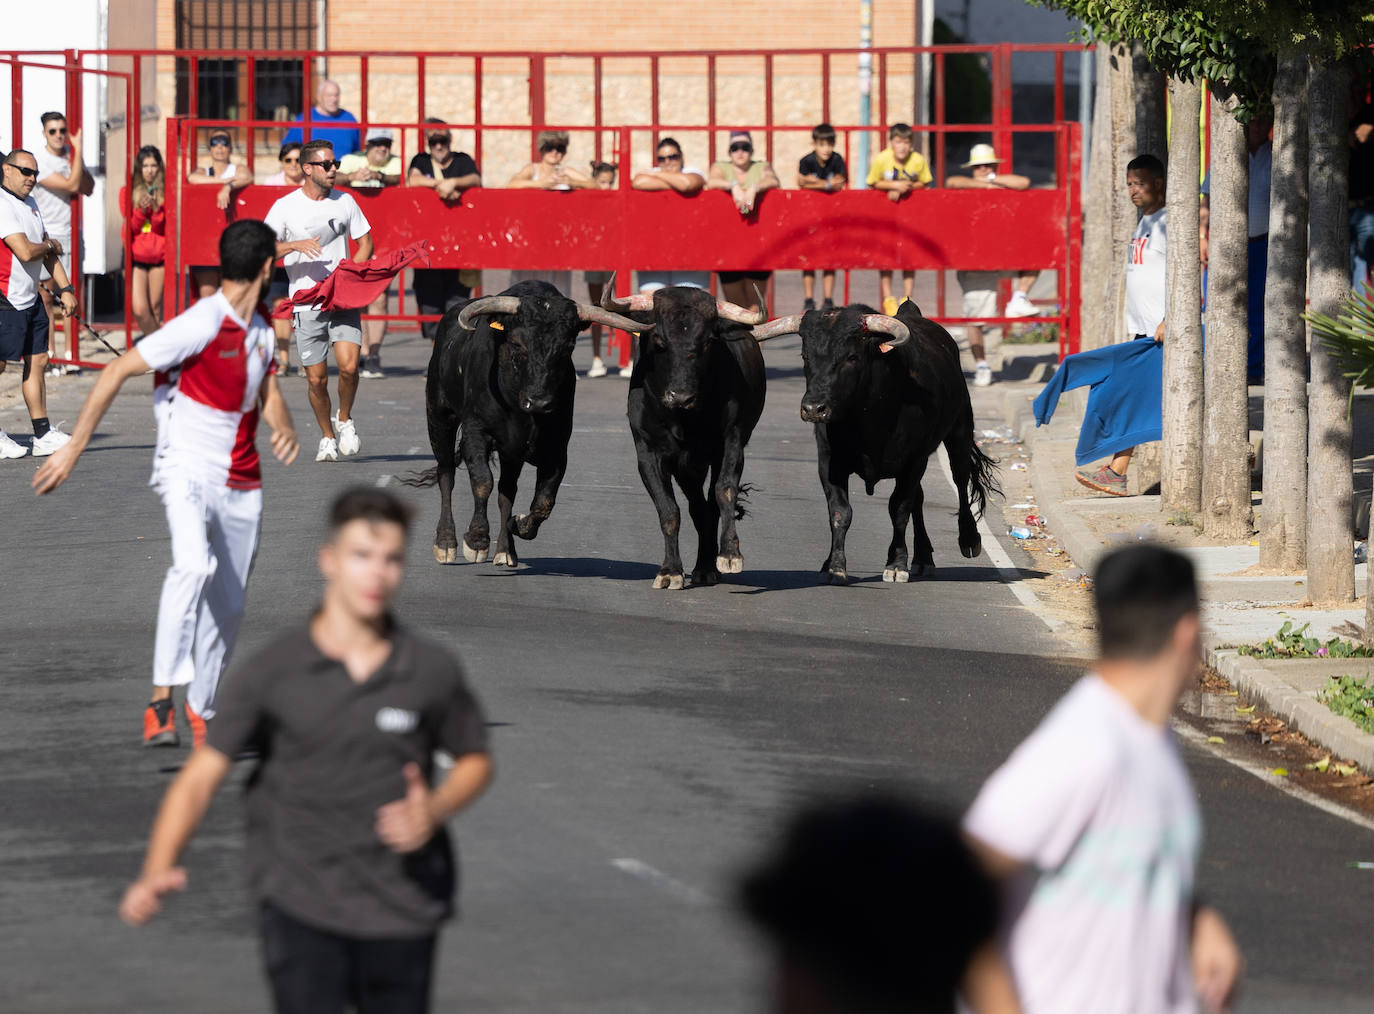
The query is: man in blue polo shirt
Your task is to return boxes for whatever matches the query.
[282,80,361,157]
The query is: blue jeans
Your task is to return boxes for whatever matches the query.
[1352,206,1374,291]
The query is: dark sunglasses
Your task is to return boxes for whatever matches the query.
[542,144,568,154]
[305,159,341,170]
[729,143,752,154]
[46,127,67,136]
[7,165,38,177]
[656,152,682,163]
[209,137,231,147]
[428,137,451,148]
[282,156,301,164]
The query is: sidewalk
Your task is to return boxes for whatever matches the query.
[1003,366,1374,773]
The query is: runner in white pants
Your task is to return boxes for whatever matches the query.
[33,220,299,747]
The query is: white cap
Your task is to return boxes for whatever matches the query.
[366,127,394,145]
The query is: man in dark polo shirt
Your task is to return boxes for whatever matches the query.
[119,487,494,1014]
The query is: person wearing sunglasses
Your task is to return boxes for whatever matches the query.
[265,139,374,463]
[507,130,593,191]
[261,141,305,187]
[0,149,78,458]
[187,130,253,298]
[34,111,93,374]
[708,131,780,314]
[407,118,482,339]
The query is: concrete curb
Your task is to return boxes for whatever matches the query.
[1208,643,1374,772]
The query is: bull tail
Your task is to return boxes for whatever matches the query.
[396,467,440,488]
[966,437,1001,521]
[734,481,756,520]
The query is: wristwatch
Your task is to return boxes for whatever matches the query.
[56,284,74,295]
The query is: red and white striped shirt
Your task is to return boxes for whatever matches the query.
[0,186,47,311]
[138,293,275,490]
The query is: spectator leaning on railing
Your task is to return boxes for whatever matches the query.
[186,129,252,299]
[507,131,592,297]
[796,122,847,311]
[407,119,482,339]
[708,130,779,315]
[867,122,931,315]
[34,111,93,372]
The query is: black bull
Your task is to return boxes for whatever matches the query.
[606,283,768,589]
[405,281,646,568]
[753,301,1000,584]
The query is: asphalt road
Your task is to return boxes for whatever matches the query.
[3,325,1372,1013]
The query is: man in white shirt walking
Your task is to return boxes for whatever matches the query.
[265,139,373,462]
[961,544,1242,1014]
[0,149,78,458]
[33,220,299,749]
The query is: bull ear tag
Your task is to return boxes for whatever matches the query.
[877,342,895,353]
[489,321,505,331]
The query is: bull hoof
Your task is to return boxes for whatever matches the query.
[434,545,458,564]
[511,514,537,540]
[692,568,720,587]
[652,571,685,590]
[882,567,910,583]
[493,550,518,569]
[912,563,936,577]
[462,538,489,564]
[822,569,848,586]
[961,537,983,558]
[715,554,743,575]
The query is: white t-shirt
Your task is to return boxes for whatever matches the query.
[34,147,78,237]
[1125,206,1167,336]
[0,186,47,310]
[963,675,1201,1014]
[138,292,276,490]
[263,188,371,296]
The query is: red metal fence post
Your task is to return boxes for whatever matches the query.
[529,53,545,159]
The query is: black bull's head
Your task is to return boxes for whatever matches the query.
[750,306,911,423]
[600,274,767,410]
[457,287,648,413]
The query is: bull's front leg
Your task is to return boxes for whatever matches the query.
[635,448,685,590]
[712,426,747,577]
[510,447,567,542]
[815,429,853,585]
[492,452,524,569]
[428,406,461,564]
[907,456,936,576]
[683,463,721,587]
[883,470,919,583]
[460,429,495,563]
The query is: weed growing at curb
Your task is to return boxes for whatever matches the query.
[1237,620,1374,660]
[1003,321,1059,345]
[1320,675,1374,735]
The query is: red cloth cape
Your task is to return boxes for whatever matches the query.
[271,241,430,319]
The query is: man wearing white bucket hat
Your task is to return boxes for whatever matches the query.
[946,143,1040,386]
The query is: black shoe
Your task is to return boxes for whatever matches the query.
[803,298,816,311]
[822,298,834,310]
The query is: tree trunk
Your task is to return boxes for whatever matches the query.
[1260,51,1309,571]
[1307,61,1355,603]
[1108,42,1139,349]
[1132,43,1168,168]
[1202,93,1254,539]
[1081,43,1120,352]
[1161,77,1204,515]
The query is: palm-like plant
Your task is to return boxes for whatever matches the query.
[1307,285,1374,393]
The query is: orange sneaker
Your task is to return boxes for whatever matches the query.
[185,701,208,749]
[143,699,179,747]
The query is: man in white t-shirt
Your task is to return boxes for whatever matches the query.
[264,139,373,462]
[0,149,79,458]
[34,111,93,369]
[960,544,1241,1014]
[1076,153,1167,497]
[34,220,299,748]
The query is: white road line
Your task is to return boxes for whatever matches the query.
[610,858,714,907]
[407,446,423,455]
[1173,722,1374,834]
[375,474,393,487]
[936,448,1060,632]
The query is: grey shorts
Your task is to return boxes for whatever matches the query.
[293,308,362,367]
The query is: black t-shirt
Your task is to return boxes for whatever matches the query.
[208,621,490,938]
[1352,104,1374,203]
[408,151,479,180]
[799,151,848,182]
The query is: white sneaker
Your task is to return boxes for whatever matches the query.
[1005,292,1039,318]
[587,357,607,379]
[31,426,71,456]
[335,416,360,456]
[973,362,994,387]
[316,437,338,462]
[618,364,634,378]
[0,429,28,458]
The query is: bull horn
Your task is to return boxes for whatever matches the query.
[458,296,522,330]
[859,314,910,348]
[599,272,655,313]
[577,304,655,334]
[715,296,766,326]
[750,314,805,343]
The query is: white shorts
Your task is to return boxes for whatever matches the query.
[152,476,262,719]
[957,270,1004,321]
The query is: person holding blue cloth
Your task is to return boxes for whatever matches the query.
[1034,154,1166,497]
